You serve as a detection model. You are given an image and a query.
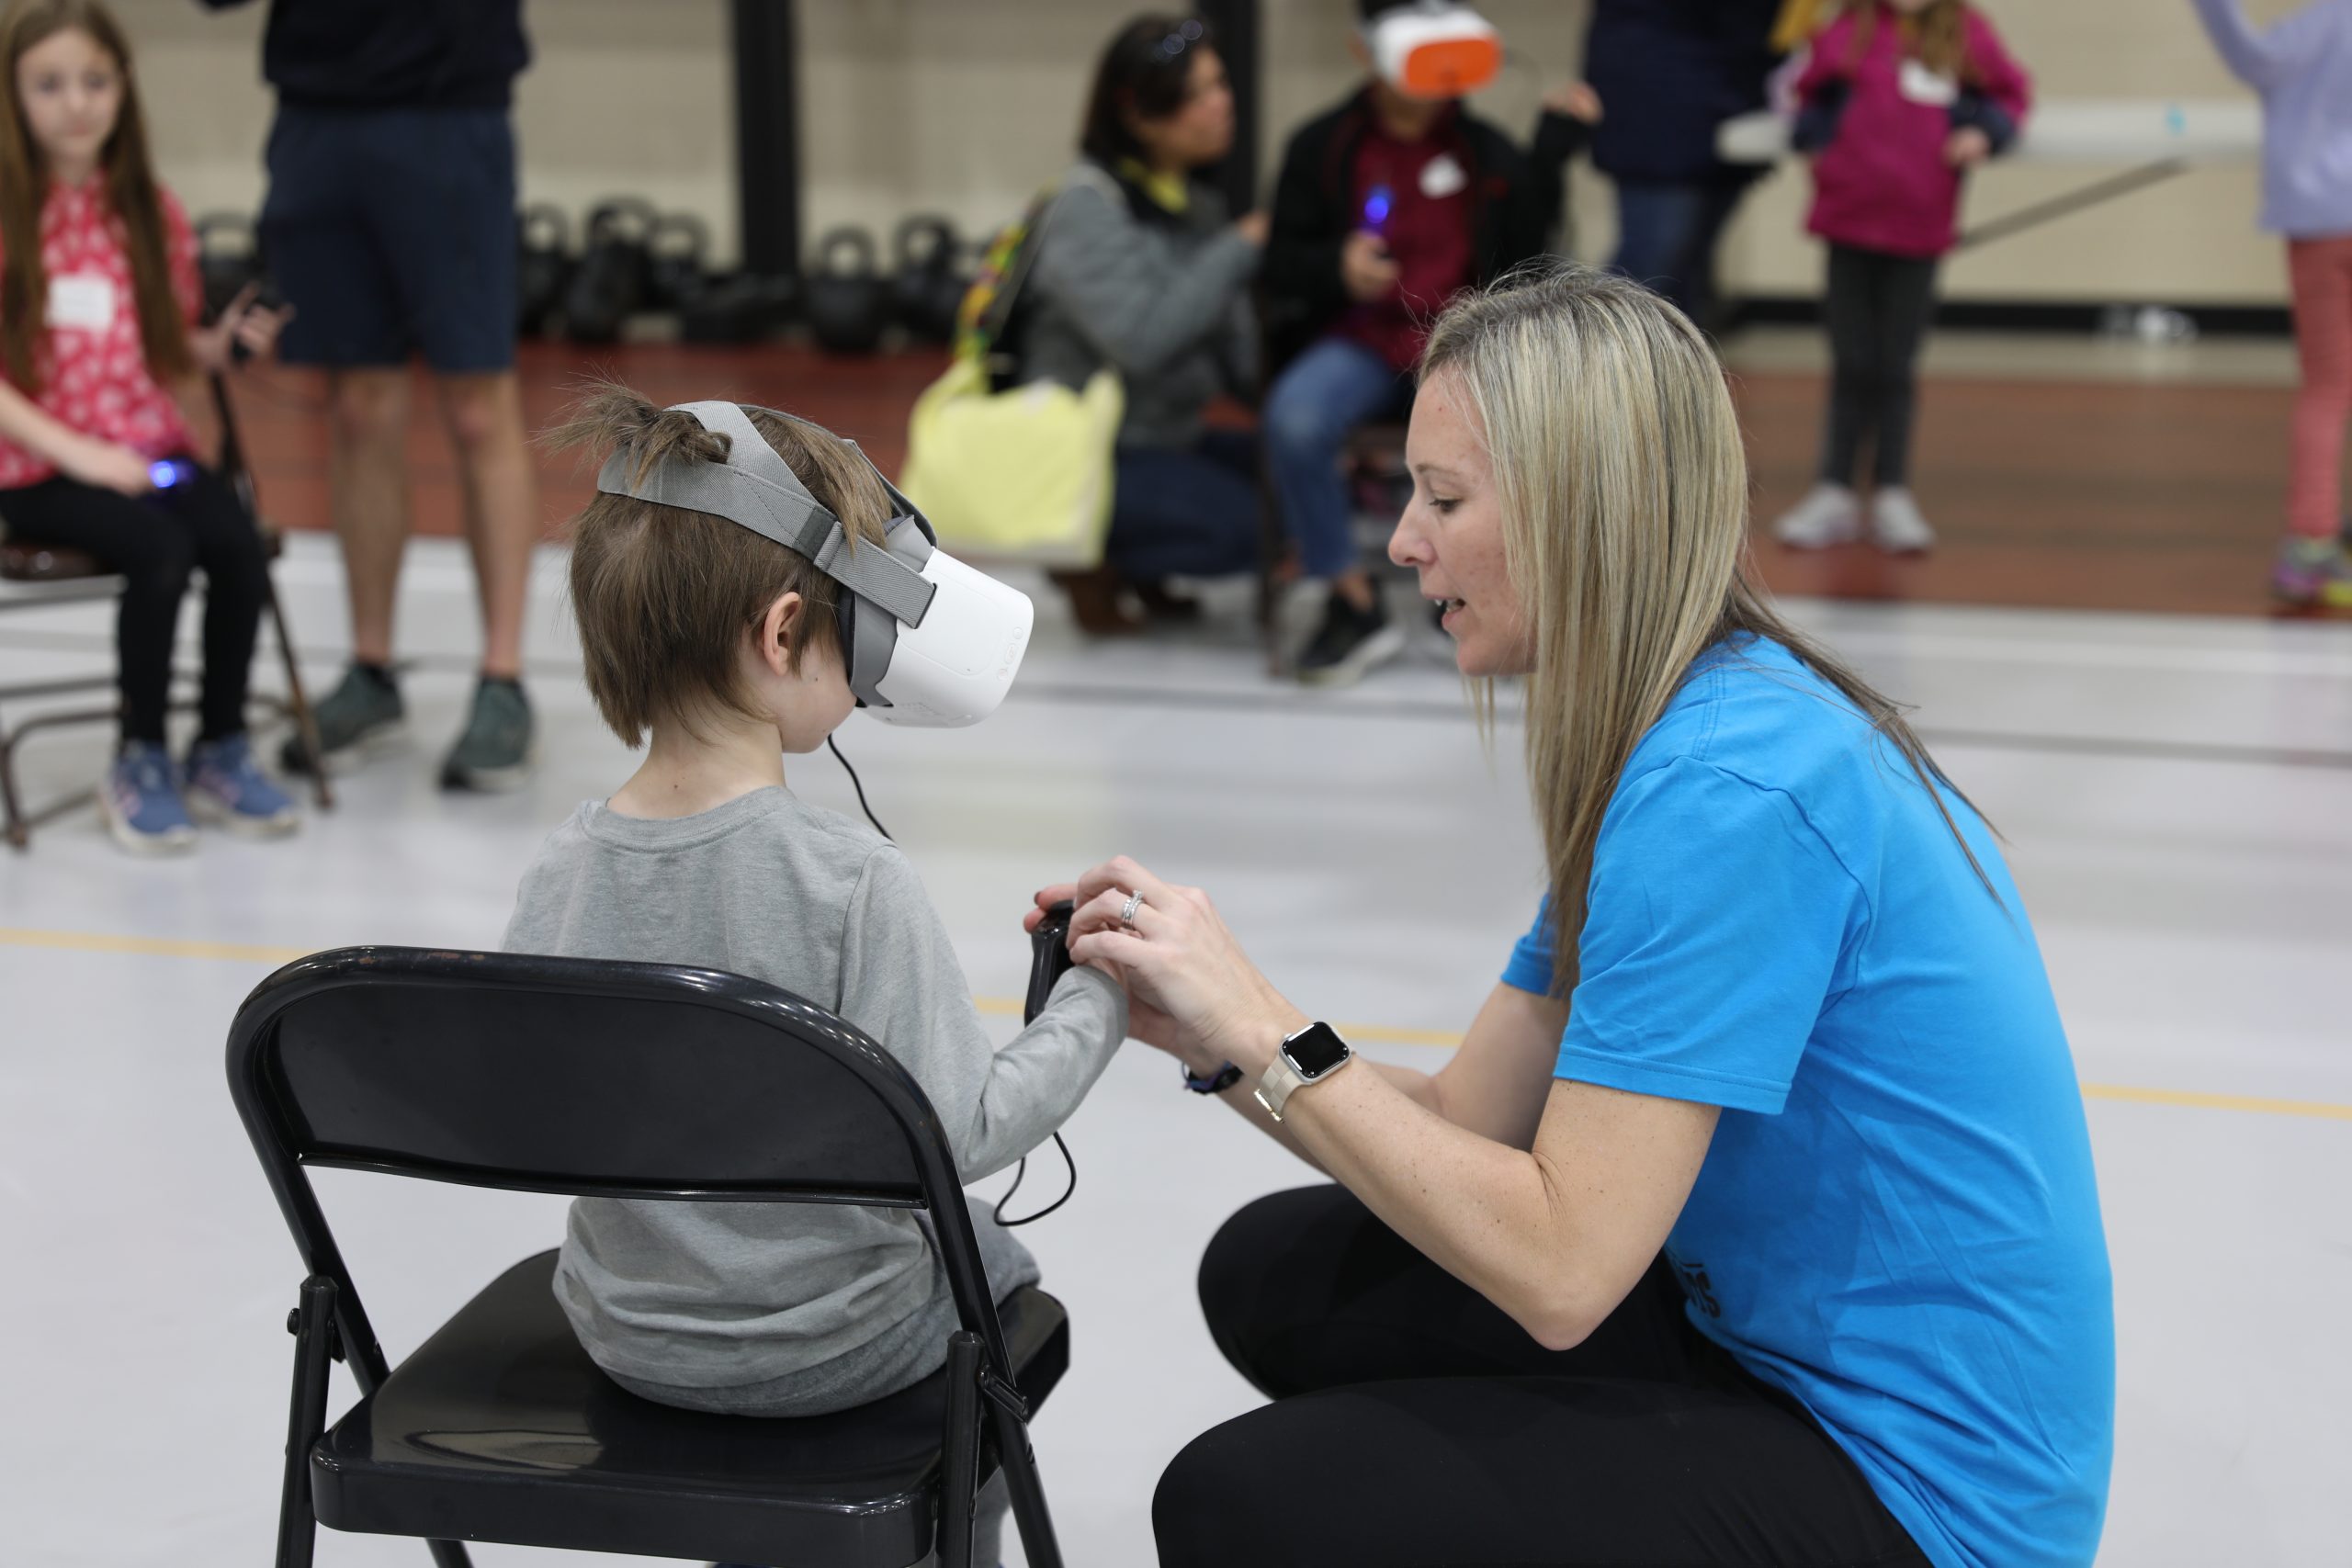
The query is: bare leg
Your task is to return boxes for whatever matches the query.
[435,370,537,679]
[327,368,416,666]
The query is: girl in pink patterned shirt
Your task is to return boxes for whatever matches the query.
[0,0,297,852]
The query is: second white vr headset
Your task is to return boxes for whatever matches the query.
[1364,1,1501,99]
[595,400,1034,728]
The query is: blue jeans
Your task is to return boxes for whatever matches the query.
[1609,177,1749,334]
[1108,429,1261,581]
[1263,336,1415,581]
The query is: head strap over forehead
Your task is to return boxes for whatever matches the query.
[593,399,936,628]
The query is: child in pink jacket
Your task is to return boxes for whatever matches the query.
[1771,0,2030,554]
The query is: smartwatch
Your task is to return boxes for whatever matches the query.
[1252,1021,1352,1122]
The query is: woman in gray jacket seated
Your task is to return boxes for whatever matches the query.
[1023,13,1269,633]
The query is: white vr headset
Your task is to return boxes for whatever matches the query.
[1364,1,1501,98]
[594,400,1034,728]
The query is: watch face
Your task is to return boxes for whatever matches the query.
[1283,1021,1350,1079]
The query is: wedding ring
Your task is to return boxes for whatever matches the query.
[1120,891,1145,927]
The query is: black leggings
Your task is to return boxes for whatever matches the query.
[1821,243,1941,489]
[0,463,267,745]
[1156,1185,1929,1568]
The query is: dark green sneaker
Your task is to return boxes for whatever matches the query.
[440,677,537,792]
[281,663,405,775]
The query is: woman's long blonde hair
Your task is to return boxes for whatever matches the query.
[1419,266,1989,995]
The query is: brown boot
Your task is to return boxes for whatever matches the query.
[1049,565,1146,637]
[1133,579,1204,622]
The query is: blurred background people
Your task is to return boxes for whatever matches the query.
[1022,14,1268,636]
[1260,0,1598,685]
[2189,0,2352,607]
[1582,0,1781,338]
[204,0,541,791]
[1771,0,2030,555]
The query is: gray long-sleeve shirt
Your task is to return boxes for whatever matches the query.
[501,786,1127,1389]
[1022,160,1261,449]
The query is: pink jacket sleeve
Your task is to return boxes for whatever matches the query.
[1792,15,1856,101]
[1964,9,2033,132]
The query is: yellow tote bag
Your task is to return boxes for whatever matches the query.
[899,354,1123,569]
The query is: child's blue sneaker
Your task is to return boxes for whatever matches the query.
[185,732,300,838]
[100,739,197,856]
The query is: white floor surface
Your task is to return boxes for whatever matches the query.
[2,534,2347,1566]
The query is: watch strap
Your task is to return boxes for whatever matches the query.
[1253,1052,1306,1122]
[1182,1061,1243,1095]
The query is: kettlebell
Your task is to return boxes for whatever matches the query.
[563,197,660,344]
[679,271,799,345]
[890,214,965,345]
[515,205,571,337]
[803,227,890,355]
[646,212,712,314]
[195,212,262,320]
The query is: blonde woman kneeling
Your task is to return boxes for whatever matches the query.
[1036,267,2114,1568]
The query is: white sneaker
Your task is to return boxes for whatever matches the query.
[1870,487,1937,554]
[1770,483,1860,549]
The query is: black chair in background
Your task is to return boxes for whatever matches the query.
[227,946,1069,1568]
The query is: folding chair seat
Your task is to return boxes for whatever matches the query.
[312,1249,1068,1565]
[230,946,1069,1568]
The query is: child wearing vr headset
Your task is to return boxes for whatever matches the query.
[507,386,1127,1559]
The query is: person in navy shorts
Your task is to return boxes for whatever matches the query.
[201,0,539,791]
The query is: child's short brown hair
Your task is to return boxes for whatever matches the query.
[548,384,890,747]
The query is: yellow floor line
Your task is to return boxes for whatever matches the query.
[0,926,312,965]
[6,925,2348,1123]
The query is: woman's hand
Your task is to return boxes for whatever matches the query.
[1233,209,1271,248]
[195,283,294,373]
[1031,858,1305,1075]
[57,434,153,496]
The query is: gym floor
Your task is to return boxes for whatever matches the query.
[2,334,2348,1565]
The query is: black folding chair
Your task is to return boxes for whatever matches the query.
[0,374,330,849]
[227,945,1068,1568]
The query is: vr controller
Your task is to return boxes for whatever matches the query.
[1025,899,1078,1025]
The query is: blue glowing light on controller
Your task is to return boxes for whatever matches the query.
[149,458,195,490]
[1364,185,1393,230]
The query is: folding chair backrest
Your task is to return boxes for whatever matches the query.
[230,946,940,1205]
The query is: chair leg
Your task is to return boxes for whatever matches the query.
[990,1393,1064,1568]
[935,1332,983,1568]
[277,1277,338,1568]
[0,722,29,851]
[262,575,333,811]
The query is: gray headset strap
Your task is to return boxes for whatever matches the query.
[593,399,936,628]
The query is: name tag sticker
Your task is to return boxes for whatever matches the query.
[47,274,116,333]
[1419,152,1468,199]
[1899,59,1959,107]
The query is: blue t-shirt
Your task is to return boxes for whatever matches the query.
[1502,636,2113,1568]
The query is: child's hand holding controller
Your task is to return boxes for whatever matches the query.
[197,282,295,373]
[57,434,153,496]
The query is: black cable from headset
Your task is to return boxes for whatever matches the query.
[830,732,1080,1226]
[993,1133,1077,1227]
[828,735,891,840]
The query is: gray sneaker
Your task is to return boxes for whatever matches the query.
[281,663,406,775]
[440,678,537,793]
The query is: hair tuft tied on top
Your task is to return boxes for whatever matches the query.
[545,381,889,749]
